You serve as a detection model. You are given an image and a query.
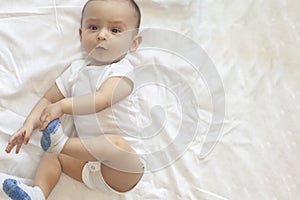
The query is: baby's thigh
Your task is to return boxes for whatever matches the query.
[101,162,144,193]
[58,154,86,183]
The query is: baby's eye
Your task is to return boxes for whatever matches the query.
[111,28,121,33]
[89,25,98,30]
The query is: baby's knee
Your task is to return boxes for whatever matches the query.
[42,152,59,161]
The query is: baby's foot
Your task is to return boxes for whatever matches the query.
[40,118,68,154]
[40,118,60,151]
[2,178,45,200]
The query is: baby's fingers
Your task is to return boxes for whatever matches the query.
[40,113,51,131]
[5,130,27,154]
[15,143,23,154]
[40,120,50,131]
[5,136,20,154]
[23,130,31,145]
[5,142,14,153]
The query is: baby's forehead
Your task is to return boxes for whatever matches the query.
[83,0,136,15]
[82,0,139,25]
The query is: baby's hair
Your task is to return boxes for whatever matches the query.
[80,0,141,29]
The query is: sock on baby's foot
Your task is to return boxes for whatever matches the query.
[2,178,45,200]
[40,118,68,154]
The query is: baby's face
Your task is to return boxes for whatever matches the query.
[80,0,141,65]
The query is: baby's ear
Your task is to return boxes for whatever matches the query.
[79,28,83,42]
[130,35,142,52]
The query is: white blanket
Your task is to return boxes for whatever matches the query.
[0,0,299,199]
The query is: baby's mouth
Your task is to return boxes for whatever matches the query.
[95,44,107,50]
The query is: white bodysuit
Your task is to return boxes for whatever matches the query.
[56,57,144,192]
[56,57,139,137]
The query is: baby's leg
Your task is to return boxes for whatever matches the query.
[34,153,86,198]
[101,162,144,192]
[61,134,144,192]
[2,153,86,200]
[2,153,66,200]
[46,152,143,193]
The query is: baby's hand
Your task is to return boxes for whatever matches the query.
[40,102,63,131]
[5,125,33,154]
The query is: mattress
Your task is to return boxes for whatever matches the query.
[0,0,299,199]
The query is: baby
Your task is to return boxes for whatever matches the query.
[3,0,144,199]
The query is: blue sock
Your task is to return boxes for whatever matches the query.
[40,118,60,151]
[2,179,31,200]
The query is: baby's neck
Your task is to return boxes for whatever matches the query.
[88,56,126,66]
[88,60,111,66]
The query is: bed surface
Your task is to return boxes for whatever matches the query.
[0,0,299,199]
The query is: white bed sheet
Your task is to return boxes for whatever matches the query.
[0,0,299,200]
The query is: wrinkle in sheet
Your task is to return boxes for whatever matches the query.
[52,0,62,33]
[6,49,22,85]
[0,49,22,92]
[0,0,300,199]
[195,188,229,200]
[0,12,47,19]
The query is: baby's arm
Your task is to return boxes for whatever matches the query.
[5,84,64,153]
[40,76,133,130]
[65,76,133,114]
[28,84,64,130]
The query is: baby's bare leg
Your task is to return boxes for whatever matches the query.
[34,153,86,198]
[101,162,144,192]
[61,134,144,192]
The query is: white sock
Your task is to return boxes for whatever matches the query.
[2,178,45,200]
[46,125,68,154]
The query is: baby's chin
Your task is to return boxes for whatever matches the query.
[88,59,111,66]
[89,56,125,66]
[88,54,126,66]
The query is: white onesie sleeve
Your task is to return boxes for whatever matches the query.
[107,58,134,80]
[55,60,85,97]
[94,58,135,90]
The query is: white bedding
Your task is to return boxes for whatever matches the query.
[0,0,299,199]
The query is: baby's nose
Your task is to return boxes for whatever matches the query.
[97,28,108,40]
